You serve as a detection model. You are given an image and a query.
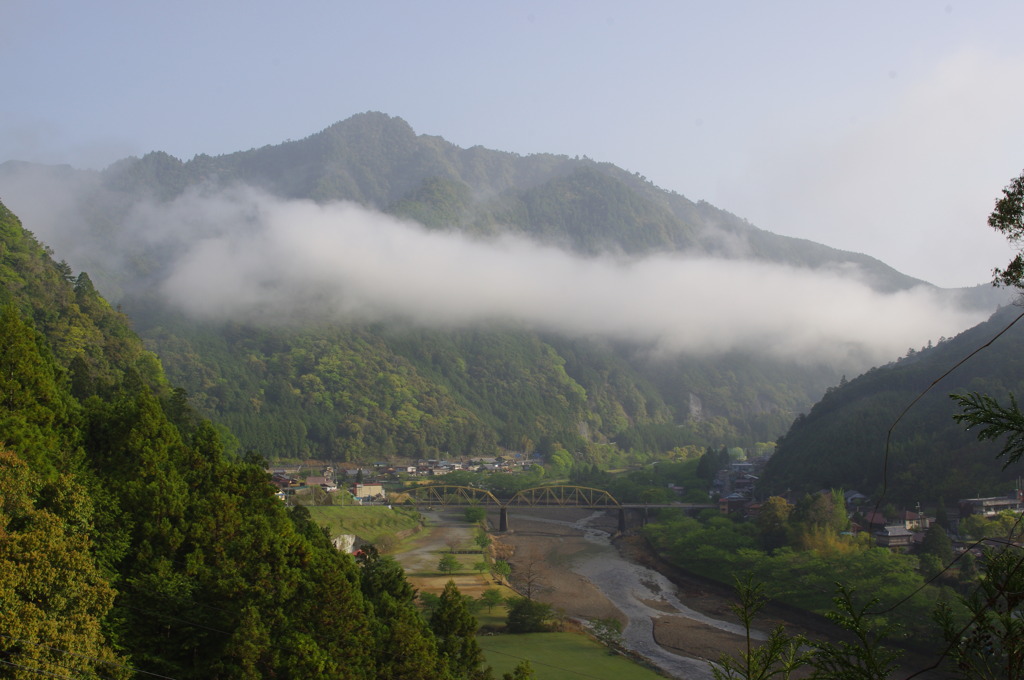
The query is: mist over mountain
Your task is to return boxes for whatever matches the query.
[0,112,1009,460]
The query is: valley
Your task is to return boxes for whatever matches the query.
[396,508,797,678]
[392,505,951,679]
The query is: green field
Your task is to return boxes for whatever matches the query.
[305,505,422,545]
[308,507,668,679]
[478,632,666,680]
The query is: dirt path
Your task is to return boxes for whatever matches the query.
[394,509,514,600]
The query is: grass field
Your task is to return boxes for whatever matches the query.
[309,507,671,679]
[478,632,666,680]
[305,505,422,546]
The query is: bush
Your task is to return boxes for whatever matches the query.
[505,597,554,633]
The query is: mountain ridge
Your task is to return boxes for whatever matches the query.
[0,112,1008,463]
[760,303,1024,502]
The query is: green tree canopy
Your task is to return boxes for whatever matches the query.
[430,581,484,679]
[505,597,554,633]
[0,449,130,679]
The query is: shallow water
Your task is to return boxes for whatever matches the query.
[514,512,764,680]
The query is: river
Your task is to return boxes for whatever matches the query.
[498,510,765,679]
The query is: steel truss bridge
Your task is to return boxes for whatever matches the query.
[404,484,712,532]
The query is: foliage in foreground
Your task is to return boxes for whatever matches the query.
[0,199,502,679]
[712,577,902,680]
[935,543,1024,679]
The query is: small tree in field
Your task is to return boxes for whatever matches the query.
[492,559,511,583]
[502,661,537,679]
[446,535,462,553]
[511,548,547,599]
[505,597,553,633]
[438,552,459,575]
[590,618,624,651]
[479,588,504,613]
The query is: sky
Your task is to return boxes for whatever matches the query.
[2,1,1024,289]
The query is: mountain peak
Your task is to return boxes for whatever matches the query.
[317,111,417,140]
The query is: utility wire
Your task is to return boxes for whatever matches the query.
[861,304,1024,678]
[879,307,1024,498]
[0,634,178,680]
[0,657,81,680]
[478,643,633,680]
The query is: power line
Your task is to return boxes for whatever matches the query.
[478,643,632,680]
[0,657,81,680]
[0,634,178,680]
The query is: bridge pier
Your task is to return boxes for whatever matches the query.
[499,507,509,532]
[618,508,626,532]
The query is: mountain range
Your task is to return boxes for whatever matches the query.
[0,112,1012,480]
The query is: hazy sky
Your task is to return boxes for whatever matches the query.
[3,1,1024,287]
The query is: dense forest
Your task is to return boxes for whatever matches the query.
[760,303,1024,502]
[0,199,495,678]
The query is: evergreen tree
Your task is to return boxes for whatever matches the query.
[0,304,78,479]
[936,545,1024,678]
[502,661,537,680]
[505,597,553,633]
[919,524,953,565]
[430,581,484,679]
[0,449,130,679]
[934,498,949,529]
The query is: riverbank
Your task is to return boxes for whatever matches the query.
[497,509,947,679]
[497,509,749,679]
[397,507,946,678]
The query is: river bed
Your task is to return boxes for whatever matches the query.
[505,511,764,679]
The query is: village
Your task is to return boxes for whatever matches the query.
[713,457,1024,551]
[268,452,1024,556]
[268,456,539,504]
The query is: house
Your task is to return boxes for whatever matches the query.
[844,490,869,507]
[719,492,749,515]
[733,474,759,493]
[958,491,1024,517]
[667,484,686,496]
[304,476,337,492]
[352,483,385,500]
[861,510,888,531]
[270,472,299,489]
[875,525,913,550]
[899,510,929,531]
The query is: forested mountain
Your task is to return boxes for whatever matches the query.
[760,303,1024,503]
[0,198,486,678]
[0,112,1003,463]
[26,112,944,285]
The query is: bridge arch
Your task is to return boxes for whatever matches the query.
[505,485,621,508]
[404,484,502,507]
[502,486,623,532]
[403,484,626,532]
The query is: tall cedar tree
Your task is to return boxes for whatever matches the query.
[430,580,486,679]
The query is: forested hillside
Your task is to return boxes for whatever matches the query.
[760,304,1024,503]
[0,112,1001,464]
[0,199,482,678]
